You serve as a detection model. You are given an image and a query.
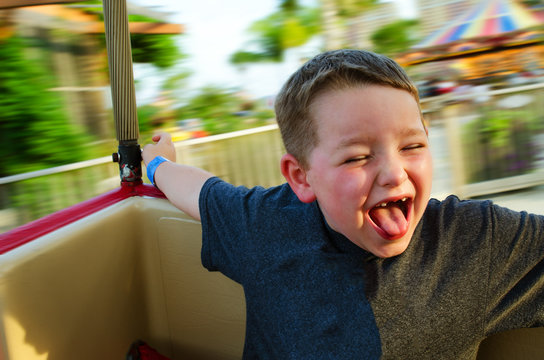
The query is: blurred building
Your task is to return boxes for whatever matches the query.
[417,0,478,40]
[0,1,182,139]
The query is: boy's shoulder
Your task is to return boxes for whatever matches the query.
[419,195,497,241]
[201,177,316,225]
[418,194,539,247]
[203,177,301,206]
[425,194,493,218]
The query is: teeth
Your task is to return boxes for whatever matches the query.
[375,198,408,208]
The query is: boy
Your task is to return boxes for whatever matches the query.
[142,49,544,359]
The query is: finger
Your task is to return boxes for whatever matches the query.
[158,132,172,143]
[141,145,153,165]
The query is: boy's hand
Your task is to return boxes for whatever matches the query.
[141,131,213,221]
[142,132,176,166]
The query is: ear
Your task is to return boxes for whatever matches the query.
[280,153,316,203]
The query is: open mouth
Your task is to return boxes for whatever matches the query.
[368,197,411,240]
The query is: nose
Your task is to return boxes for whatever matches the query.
[376,153,408,187]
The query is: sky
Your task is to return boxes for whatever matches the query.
[130,0,417,102]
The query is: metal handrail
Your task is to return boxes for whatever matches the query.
[0,156,111,185]
[0,124,281,186]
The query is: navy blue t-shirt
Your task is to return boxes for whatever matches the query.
[200,177,544,359]
[199,177,381,359]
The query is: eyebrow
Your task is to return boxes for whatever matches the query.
[337,127,427,150]
[337,137,370,150]
[398,127,427,138]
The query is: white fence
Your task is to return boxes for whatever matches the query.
[0,125,285,233]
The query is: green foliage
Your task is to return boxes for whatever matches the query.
[371,19,419,57]
[280,0,298,12]
[77,0,103,18]
[130,34,183,69]
[252,108,276,122]
[137,104,160,134]
[77,2,166,22]
[127,9,186,69]
[128,14,160,23]
[463,108,540,182]
[334,0,377,18]
[230,50,271,64]
[177,86,244,134]
[246,13,286,61]
[176,86,271,135]
[521,0,544,7]
[0,36,92,177]
[161,69,191,93]
[80,2,184,71]
[230,2,320,64]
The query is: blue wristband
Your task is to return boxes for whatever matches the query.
[146,156,169,187]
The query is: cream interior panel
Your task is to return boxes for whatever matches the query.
[157,217,246,359]
[0,200,151,360]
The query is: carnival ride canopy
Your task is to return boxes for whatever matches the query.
[398,0,544,66]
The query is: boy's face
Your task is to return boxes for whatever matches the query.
[304,85,432,258]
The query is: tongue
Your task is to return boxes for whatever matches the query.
[370,204,408,237]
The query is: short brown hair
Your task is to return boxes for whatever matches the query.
[274,49,421,169]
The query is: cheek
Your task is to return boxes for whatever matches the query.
[308,162,371,205]
[410,154,433,187]
[421,158,434,190]
[423,153,434,179]
[410,156,433,214]
[331,170,371,205]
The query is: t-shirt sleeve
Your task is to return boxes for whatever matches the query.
[198,177,266,283]
[484,203,544,333]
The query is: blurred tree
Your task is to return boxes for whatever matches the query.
[131,34,181,69]
[127,14,185,70]
[521,0,544,7]
[159,68,192,107]
[230,0,320,64]
[371,19,419,57]
[0,36,91,177]
[177,86,246,134]
[137,104,161,135]
[176,86,272,134]
[334,0,376,18]
[77,2,184,70]
[135,67,193,144]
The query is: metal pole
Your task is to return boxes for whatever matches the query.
[102,0,142,186]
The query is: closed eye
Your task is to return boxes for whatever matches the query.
[344,155,370,164]
[402,143,425,151]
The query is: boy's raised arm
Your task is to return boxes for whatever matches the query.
[142,132,214,221]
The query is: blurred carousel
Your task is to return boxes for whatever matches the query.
[397,0,544,83]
